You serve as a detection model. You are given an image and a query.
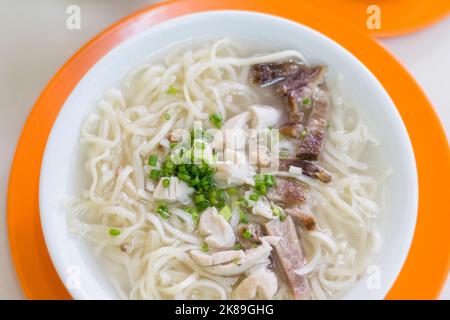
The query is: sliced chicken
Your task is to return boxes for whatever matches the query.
[264,215,310,299]
[199,207,235,249]
[190,249,245,267]
[252,196,274,219]
[213,149,256,187]
[249,105,282,129]
[153,177,194,203]
[212,112,250,151]
[203,240,273,276]
[232,268,278,300]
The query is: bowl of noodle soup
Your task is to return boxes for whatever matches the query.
[39,11,418,300]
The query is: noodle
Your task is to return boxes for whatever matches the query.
[67,38,383,300]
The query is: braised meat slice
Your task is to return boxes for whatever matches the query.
[266,178,307,206]
[284,207,317,231]
[276,65,327,96]
[276,65,327,124]
[250,61,301,86]
[279,123,305,139]
[279,158,332,183]
[264,215,310,299]
[297,88,330,160]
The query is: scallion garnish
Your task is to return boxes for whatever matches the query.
[156,204,170,219]
[242,229,252,239]
[201,243,209,252]
[149,169,161,180]
[109,228,121,236]
[162,178,170,188]
[219,205,232,221]
[166,86,179,95]
[148,154,158,166]
[209,112,223,128]
[239,211,249,224]
[249,193,259,201]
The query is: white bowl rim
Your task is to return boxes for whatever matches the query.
[39,10,418,300]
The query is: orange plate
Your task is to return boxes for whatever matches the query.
[7,0,450,299]
[309,0,450,37]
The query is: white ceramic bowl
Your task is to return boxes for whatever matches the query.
[39,11,418,300]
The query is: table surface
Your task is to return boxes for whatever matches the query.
[0,0,448,299]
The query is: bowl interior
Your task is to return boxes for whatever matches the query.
[39,10,418,300]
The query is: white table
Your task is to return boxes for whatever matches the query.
[0,0,448,299]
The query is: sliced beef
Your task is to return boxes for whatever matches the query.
[276,65,327,96]
[279,158,332,183]
[264,215,310,299]
[235,223,262,250]
[266,178,306,206]
[284,207,317,231]
[297,88,330,160]
[250,61,301,87]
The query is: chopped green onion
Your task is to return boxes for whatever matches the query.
[300,130,307,139]
[209,112,223,129]
[233,243,243,250]
[162,178,170,188]
[237,197,249,208]
[249,193,259,201]
[201,243,209,252]
[184,207,199,222]
[109,228,121,236]
[166,86,179,95]
[169,142,178,149]
[148,154,158,166]
[257,185,267,195]
[272,206,281,217]
[219,206,232,221]
[161,159,175,176]
[302,98,312,106]
[242,229,252,239]
[156,205,170,220]
[254,174,275,195]
[239,211,249,224]
[280,213,287,222]
[226,187,239,196]
[178,172,191,183]
[194,140,205,150]
[164,113,171,120]
[149,169,161,180]
[264,174,275,187]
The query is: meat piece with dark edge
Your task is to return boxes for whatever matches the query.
[276,65,327,97]
[250,61,301,87]
[264,215,310,299]
[297,88,330,160]
[266,178,306,205]
[279,158,332,183]
[284,207,317,231]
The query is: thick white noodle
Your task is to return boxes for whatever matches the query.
[68,38,383,300]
